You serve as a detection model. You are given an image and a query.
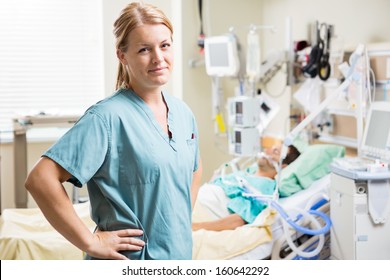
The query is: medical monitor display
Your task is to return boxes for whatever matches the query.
[236,102,243,114]
[209,43,229,67]
[361,101,390,162]
[365,111,390,149]
[204,35,240,77]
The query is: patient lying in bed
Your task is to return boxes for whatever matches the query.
[192,145,301,231]
[192,143,345,259]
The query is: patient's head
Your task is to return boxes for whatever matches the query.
[256,144,301,179]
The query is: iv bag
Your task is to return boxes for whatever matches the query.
[246,30,261,81]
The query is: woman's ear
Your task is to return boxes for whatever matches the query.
[116,49,127,65]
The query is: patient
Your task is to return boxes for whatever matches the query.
[192,145,300,231]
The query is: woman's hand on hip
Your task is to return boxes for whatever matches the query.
[86,228,145,260]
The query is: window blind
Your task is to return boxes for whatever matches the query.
[0,0,104,131]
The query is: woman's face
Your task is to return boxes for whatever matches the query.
[117,24,173,93]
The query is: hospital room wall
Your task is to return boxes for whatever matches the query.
[260,0,390,53]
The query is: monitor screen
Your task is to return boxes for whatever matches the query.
[364,110,390,150]
[208,43,229,67]
[204,35,240,77]
[235,130,241,143]
[361,101,390,162]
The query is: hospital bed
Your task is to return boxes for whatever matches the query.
[0,143,344,260]
[192,143,345,260]
[0,202,95,260]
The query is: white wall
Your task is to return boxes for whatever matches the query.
[261,0,390,50]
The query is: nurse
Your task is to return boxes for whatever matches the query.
[25,2,202,260]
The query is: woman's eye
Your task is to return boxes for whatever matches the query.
[162,43,171,49]
[138,48,149,53]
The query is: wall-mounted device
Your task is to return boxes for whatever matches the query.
[204,34,240,77]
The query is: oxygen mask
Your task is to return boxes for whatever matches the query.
[257,151,279,172]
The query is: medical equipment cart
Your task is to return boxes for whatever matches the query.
[329,160,390,259]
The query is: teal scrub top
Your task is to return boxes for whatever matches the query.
[43,89,200,260]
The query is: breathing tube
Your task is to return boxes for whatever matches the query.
[281,205,326,259]
[243,186,332,259]
[245,194,331,235]
[271,199,331,235]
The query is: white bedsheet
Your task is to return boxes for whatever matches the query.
[0,202,95,260]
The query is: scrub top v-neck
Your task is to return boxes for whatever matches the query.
[43,88,200,260]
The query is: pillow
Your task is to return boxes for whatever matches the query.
[278,144,345,197]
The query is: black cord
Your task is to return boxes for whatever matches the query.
[197,0,205,50]
[198,0,203,35]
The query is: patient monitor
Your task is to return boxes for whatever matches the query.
[360,101,390,163]
[204,34,240,77]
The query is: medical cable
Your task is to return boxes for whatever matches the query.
[197,0,205,52]
[365,47,372,105]
[370,68,377,102]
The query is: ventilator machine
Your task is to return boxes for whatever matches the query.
[330,101,390,259]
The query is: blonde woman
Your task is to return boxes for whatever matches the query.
[25,2,202,260]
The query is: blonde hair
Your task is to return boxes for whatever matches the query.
[113,2,173,90]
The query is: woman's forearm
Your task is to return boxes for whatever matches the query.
[25,158,95,252]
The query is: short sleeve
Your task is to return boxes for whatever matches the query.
[43,111,110,186]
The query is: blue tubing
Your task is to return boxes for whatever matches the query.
[296,198,328,220]
[270,200,332,236]
[243,186,332,236]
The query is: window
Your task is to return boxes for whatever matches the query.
[0,0,104,132]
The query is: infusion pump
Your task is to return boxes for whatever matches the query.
[227,94,279,156]
[227,96,260,156]
[227,96,260,127]
[228,127,260,156]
